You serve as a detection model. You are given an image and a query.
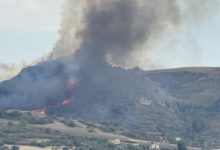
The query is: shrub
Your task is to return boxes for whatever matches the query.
[11,145,19,150]
[27,116,53,124]
[0,140,4,146]
[66,121,76,128]
[63,147,69,150]
[177,141,187,150]
[7,111,22,120]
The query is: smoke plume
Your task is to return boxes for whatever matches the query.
[52,0,220,68]
[53,0,180,67]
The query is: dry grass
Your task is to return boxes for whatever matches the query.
[19,146,51,150]
[7,145,52,150]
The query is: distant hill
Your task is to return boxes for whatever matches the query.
[0,58,220,148]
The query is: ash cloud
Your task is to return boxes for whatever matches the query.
[53,0,181,66]
[53,0,220,68]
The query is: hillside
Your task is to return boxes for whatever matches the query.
[0,59,220,148]
[145,67,220,147]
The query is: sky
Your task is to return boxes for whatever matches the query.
[0,0,64,81]
[0,0,64,64]
[0,0,220,81]
[139,12,220,69]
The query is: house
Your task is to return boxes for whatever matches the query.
[109,139,121,145]
[149,143,160,150]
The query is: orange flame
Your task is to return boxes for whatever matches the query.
[62,99,71,105]
[31,78,80,116]
[35,108,47,117]
[54,99,72,108]
[33,98,73,116]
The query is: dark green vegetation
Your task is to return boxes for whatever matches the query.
[0,110,53,124]
[0,110,153,150]
[177,141,187,150]
[0,110,201,150]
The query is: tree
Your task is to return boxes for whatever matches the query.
[63,147,69,150]
[0,140,4,146]
[11,145,19,150]
[67,121,76,127]
[177,141,187,150]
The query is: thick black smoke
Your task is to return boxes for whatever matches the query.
[82,0,180,65]
[54,0,180,66]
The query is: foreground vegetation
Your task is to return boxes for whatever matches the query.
[0,110,201,150]
[0,110,151,150]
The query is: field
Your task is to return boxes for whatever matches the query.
[0,110,201,150]
[7,145,51,150]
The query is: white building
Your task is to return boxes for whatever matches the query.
[150,143,160,150]
[109,139,121,145]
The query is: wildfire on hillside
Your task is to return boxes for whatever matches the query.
[35,98,73,117]
[33,78,80,117]
[55,98,72,108]
[34,108,47,117]
[39,108,46,117]
[62,99,71,105]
